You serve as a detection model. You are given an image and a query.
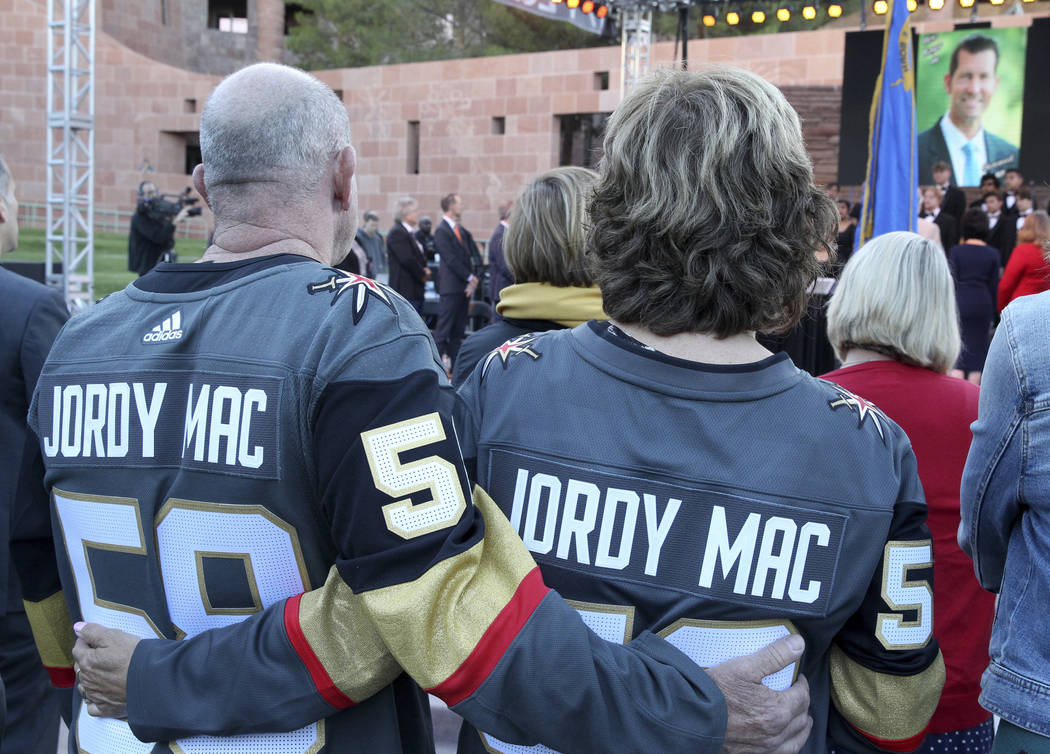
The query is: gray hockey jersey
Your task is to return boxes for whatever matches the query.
[456,322,946,754]
[29,257,729,753]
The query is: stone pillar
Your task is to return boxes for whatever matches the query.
[256,0,284,63]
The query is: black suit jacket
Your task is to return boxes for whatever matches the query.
[918,116,1019,185]
[939,186,966,226]
[386,223,428,302]
[930,211,958,251]
[487,223,513,305]
[987,215,1017,267]
[0,267,67,612]
[435,218,476,295]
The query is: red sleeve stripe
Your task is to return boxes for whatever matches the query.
[46,666,75,688]
[283,594,357,710]
[427,566,549,707]
[850,721,929,752]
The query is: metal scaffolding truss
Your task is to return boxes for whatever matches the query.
[47,0,95,311]
[619,5,654,96]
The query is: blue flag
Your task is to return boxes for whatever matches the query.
[856,0,917,248]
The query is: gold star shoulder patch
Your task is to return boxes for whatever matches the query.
[827,386,888,443]
[307,270,394,324]
[481,334,542,378]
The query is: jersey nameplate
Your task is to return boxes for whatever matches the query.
[487,449,847,616]
[36,372,281,478]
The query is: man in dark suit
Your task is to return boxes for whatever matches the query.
[0,156,68,753]
[931,162,966,224]
[917,35,1018,186]
[487,201,513,321]
[984,190,1016,266]
[1002,168,1024,214]
[385,197,429,313]
[433,192,478,370]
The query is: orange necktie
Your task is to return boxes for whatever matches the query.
[453,224,463,244]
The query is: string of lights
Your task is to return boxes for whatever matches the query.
[546,0,1041,28]
[869,0,1035,12]
[553,0,612,18]
[699,1,840,25]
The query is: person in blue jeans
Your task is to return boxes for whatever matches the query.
[960,288,1050,752]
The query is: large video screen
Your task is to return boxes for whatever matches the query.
[837,19,1050,187]
[916,27,1026,186]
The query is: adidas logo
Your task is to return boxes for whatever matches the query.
[143,311,184,343]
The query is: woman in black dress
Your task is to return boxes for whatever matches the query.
[947,208,1000,384]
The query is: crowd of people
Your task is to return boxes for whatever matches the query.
[2,55,1050,754]
[825,161,1050,388]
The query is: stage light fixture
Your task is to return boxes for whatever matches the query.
[551,0,564,4]
[928,0,945,8]
[752,9,767,22]
[777,6,791,19]
[726,10,741,23]
[702,11,717,24]
[989,0,1004,5]
[906,0,917,10]
[802,4,817,19]
[596,3,609,16]
[873,0,888,12]
[958,0,975,6]
[827,3,842,16]
[567,0,580,7]
[581,0,594,12]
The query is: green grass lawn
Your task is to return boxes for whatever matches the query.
[3,227,208,299]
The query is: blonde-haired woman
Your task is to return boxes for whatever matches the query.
[823,231,995,754]
[451,167,605,386]
[998,210,1050,311]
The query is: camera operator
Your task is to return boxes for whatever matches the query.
[127,182,198,276]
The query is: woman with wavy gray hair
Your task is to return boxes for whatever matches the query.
[823,232,994,754]
[456,66,945,754]
[589,72,834,338]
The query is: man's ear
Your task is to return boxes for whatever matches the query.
[192,164,210,208]
[333,146,356,211]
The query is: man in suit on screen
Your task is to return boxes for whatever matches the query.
[918,34,1018,186]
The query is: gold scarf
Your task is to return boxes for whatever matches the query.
[495,283,606,328]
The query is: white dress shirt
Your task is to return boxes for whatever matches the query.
[940,114,987,186]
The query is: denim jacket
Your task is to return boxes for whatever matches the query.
[960,290,1050,736]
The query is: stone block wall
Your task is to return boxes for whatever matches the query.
[4,0,1039,237]
[99,0,285,76]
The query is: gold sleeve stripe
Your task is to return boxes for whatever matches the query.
[23,591,76,687]
[830,644,945,743]
[360,485,543,693]
[289,567,400,707]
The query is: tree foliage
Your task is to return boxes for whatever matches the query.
[284,0,849,70]
[285,0,615,70]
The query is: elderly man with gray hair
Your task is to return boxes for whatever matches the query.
[49,63,810,754]
[386,196,429,313]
